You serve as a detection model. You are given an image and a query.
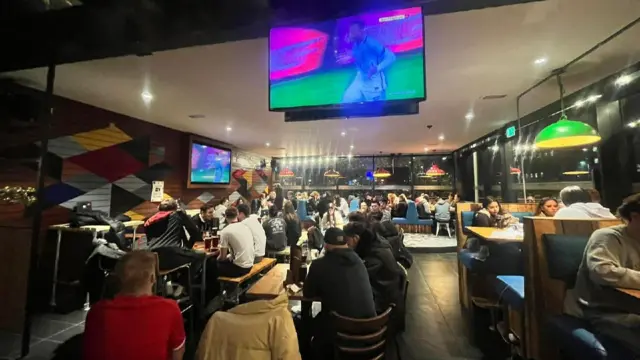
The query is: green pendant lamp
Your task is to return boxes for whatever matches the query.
[534,73,601,149]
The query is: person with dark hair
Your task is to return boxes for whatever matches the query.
[343,221,405,314]
[347,211,367,223]
[191,203,219,233]
[556,186,615,219]
[534,197,559,217]
[317,192,332,221]
[369,211,413,269]
[283,201,302,248]
[394,194,408,218]
[218,207,254,278]
[84,251,186,360]
[565,193,640,356]
[321,202,344,230]
[263,205,287,252]
[237,203,266,263]
[303,228,376,359]
[473,197,518,228]
[379,198,392,222]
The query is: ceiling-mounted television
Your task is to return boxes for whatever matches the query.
[188,140,232,186]
[269,6,426,111]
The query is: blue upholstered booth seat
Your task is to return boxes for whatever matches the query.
[495,275,525,311]
[392,201,433,226]
[511,212,533,222]
[296,199,315,222]
[547,315,635,360]
[458,249,476,270]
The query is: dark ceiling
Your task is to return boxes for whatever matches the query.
[0,0,543,73]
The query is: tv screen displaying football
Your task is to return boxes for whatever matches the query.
[190,143,232,184]
[269,7,425,110]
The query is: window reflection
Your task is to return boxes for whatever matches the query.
[374,156,411,186]
[412,155,454,191]
[335,156,374,187]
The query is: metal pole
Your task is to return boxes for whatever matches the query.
[22,61,56,357]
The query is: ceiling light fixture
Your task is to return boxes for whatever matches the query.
[373,168,391,178]
[438,134,445,141]
[341,131,346,136]
[465,112,474,120]
[534,57,548,65]
[491,145,500,152]
[141,91,153,102]
[350,145,354,149]
[226,126,232,131]
[615,74,633,87]
[534,73,601,149]
[265,142,270,147]
[424,147,429,152]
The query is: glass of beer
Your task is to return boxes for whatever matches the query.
[211,236,220,249]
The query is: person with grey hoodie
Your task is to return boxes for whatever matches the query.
[555,186,616,219]
[434,197,451,222]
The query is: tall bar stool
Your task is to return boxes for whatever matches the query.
[153,253,195,339]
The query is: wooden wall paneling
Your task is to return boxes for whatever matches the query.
[523,217,622,360]
[0,227,32,332]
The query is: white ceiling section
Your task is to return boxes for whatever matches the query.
[7,0,640,157]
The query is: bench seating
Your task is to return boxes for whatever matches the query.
[392,201,433,233]
[218,257,277,283]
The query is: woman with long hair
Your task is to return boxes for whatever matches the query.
[535,197,559,217]
[322,202,344,230]
[473,196,518,228]
[283,201,301,247]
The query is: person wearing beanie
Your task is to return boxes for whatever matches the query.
[303,227,376,358]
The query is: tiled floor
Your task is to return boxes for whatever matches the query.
[2,253,481,360]
[1,310,86,359]
[404,233,457,252]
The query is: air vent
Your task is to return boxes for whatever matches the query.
[188,114,206,119]
[481,94,507,100]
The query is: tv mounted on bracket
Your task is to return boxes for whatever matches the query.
[187,136,232,188]
[269,6,426,112]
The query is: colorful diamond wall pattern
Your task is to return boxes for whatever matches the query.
[72,123,132,152]
[59,183,112,214]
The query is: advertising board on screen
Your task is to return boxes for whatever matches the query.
[269,7,426,111]
[189,142,232,185]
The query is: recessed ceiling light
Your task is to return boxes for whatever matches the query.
[226,126,232,131]
[442,157,447,160]
[491,145,500,152]
[141,91,153,102]
[438,134,445,141]
[465,112,474,121]
[350,145,354,149]
[615,75,633,87]
[424,147,429,152]
[265,142,270,147]
[341,131,346,136]
[534,57,548,65]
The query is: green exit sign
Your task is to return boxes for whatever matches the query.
[505,126,516,139]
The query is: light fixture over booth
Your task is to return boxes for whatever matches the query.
[425,164,446,177]
[373,168,391,178]
[323,169,341,178]
[534,72,601,149]
[278,168,295,177]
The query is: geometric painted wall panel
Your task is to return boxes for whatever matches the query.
[44,182,85,208]
[45,136,88,159]
[135,162,172,183]
[110,185,146,217]
[59,183,112,214]
[118,137,150,165]
[196,192,215,204]
[72,124,132,152]
[114,175,148,194]
[64,172,110,193]
[67,145,145,182]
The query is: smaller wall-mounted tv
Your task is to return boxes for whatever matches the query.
[189,141,232,185]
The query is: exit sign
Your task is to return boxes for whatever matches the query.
[505,126,516,139]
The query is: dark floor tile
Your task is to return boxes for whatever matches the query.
[0,331,22,358]
[40,309,88,325]
[11,339,61,359]
[30,318,75,339]
[50,324,84,342]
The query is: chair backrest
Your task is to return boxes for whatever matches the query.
[296,199,308,220]
[522,217,621,360]
[511,211,533,222]
[405,201,418,222]
[331,306,394,359]
[349,198,360,213]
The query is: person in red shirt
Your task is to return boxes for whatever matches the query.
[83,250,186,360]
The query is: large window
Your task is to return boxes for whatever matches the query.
[336,156,374,188]
[412,155,454,191]
[373,156,411,187]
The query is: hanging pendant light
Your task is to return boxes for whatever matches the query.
[323,169,341,178]
[373,168,391,178]
[278,168,295,177]
[425,164,446,177]
[563,161,590,175]
[534,72,601,149]
[510,167,521,175]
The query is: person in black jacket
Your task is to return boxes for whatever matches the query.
[343,221,405,314]
[303,228,376,359]
[144,199,219,300]
[369,211,413,269]
[283,201,301,248]
[191,204,220,234]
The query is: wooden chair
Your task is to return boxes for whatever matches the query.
[331,305,395,360]
[152,253,195,337]
[522,217,621,360]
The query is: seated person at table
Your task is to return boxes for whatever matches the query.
[394,194,408,218]
[237,204,267,263]
[555,186,616,219]
[344,221,405,314]
[263,205,287,253]
[565,193,640,355]
[369,211,413,269]
[534,197,559,217]
[435,197,451,223]
[473,197,519,228]
[197,291,300,360]
[347,211,367,223]
[84,251,186,360]
[379,199,392,222]
[191,204,220,233]
[303,228,376,358]
[218,207,254,278]
[320,202,344,230]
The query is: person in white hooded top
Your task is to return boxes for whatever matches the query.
[555,186,616,219]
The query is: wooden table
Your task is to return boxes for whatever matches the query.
[466,226,524,243]
[191,241,220,305]
[617,287,640,299]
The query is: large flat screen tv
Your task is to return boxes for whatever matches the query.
[269,6,425,111]
[189,141,232,185]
